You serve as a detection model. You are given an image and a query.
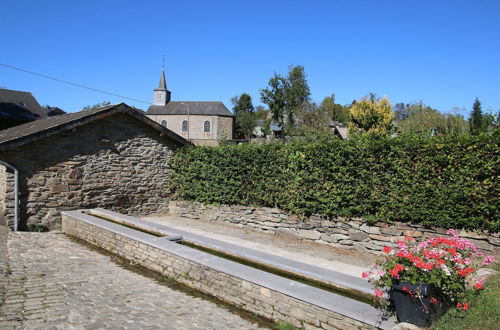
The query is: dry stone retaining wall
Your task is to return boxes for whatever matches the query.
[169,201,500,258]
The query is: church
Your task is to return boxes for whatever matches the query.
[145,69,233,146]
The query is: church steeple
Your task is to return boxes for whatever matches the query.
[153,68,171,105]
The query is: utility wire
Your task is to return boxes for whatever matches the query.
[0,63,151,105]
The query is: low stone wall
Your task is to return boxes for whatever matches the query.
[169,201,500,258]
[62,210,392,329]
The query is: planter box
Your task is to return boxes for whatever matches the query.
[392,283,446,327]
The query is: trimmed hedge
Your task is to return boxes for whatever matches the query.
[170,133,500,232]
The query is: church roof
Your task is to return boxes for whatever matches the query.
[147,101,233,117]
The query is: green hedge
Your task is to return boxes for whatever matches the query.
[170,133,500,232]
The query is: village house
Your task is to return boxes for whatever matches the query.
[0,88,48,130]
[0,103,188,230]
[145,69,234,146]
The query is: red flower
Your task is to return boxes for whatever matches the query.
[474,280,484,290]
[462,303,469,311]
[458,267,474,277]
[383,246,392,254]
[361,272,369,279]
[430,297,439,305]
[374,289,383,297]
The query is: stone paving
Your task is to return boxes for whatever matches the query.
[0,231,271,329]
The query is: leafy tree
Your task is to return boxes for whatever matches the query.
[232,93,256,139]
[82,101,111,110]
[348,96,394,137]
[394,103,410,121]
[319,94,350,124]
[231,93,254,115]
[260,65,311,134]
[295,101,331,135]
[397,103,468,136]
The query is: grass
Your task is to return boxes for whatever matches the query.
[432,267,500,330]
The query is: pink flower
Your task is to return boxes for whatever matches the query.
[475,279,484,290]
[361,272,369,279]
[374,289,383,297]
[482,255,495,266]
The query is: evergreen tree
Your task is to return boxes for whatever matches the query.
[469,98,485,134]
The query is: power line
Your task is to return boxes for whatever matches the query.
[0,63,151,105]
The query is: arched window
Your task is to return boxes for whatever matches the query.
[182,120,188,132]
[204,121,211,132]
[161,120,167,128]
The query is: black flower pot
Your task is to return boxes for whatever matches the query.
[391,282,446,327]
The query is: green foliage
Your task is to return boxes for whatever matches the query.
[432,271,500,330]
[171,133,500,231]
[348,96,394,137]
[398,103,469,136]
[232,93,256,138]
[260,65,311,134]
[469,98,486,135]
[320,94,350,124]
[82,101,111,111]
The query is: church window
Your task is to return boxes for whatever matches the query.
[204,121,211,132]
[161,120,167,128]
[182,120,188,132]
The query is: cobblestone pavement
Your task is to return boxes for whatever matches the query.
[0,231,271,329]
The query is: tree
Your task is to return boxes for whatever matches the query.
[319,94,350,124]
[231,93,254,115]
[397,102,469,136]
[295,101,331,135]
[348,96,394,137]
[232,93,256,139]
[260,65,311,135]
[469,98,486,134]
[82,101,111,111]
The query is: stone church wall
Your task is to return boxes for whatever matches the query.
[148,114,233,145]
[0,113,180,230]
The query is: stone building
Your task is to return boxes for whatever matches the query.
[0,103,189,230]
[146,69,234,146]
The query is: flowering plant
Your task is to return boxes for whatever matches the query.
[362,230,495,310]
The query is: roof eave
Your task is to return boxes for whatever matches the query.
[0,103,191,152]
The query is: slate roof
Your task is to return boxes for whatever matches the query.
[45,106,66,117]
[0,103,190,152]
[0,88,47,119]
[147,101,233,117]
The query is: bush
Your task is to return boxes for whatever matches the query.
[170,132,499,232]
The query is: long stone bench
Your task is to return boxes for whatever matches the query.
[62,209,397,329]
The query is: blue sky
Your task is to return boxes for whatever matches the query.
[1,0,499,115]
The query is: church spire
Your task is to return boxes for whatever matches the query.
[153,66,171,106]
[157,69,167,91]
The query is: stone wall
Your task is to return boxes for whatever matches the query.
[0,114,180,230]
[169,201,500,258]
[62,212,382,330]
